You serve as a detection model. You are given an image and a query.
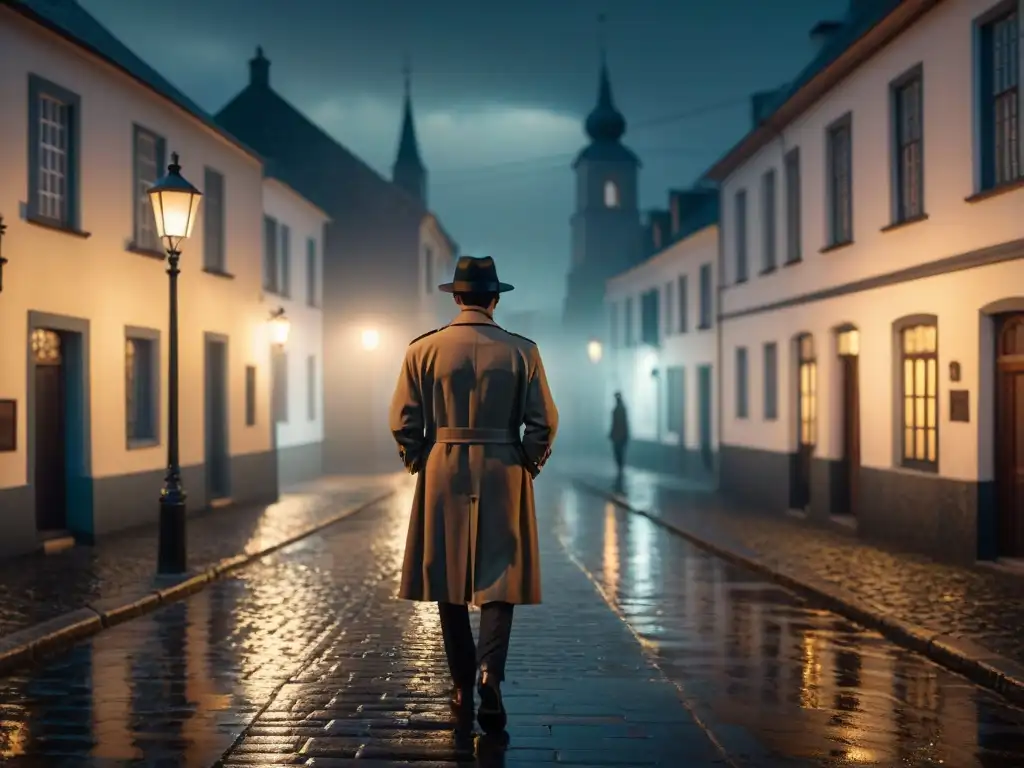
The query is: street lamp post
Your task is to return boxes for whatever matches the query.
[0,215,8,294]
[148,153,202,575]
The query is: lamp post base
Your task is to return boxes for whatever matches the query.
[157,491,187,575]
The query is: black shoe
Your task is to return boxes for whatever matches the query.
[449,683,473,711]
[476,672,507,733]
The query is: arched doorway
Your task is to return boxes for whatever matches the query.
[996,314,1024,558]
[836,326,860,517]
[791,333,817,510]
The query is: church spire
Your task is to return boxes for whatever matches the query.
[392,55,427,205]
[584,14,626,143]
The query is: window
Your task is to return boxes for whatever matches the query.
[763,342,778,420]
[133,125,166,252]
[666,366,685,438]
[245,365,257,426]
[698,263,713,329]
[677,275,689,333]
[735,347,749,418]
[734,189,748,282]
[307,355,317,421]
[272,350,288,423]
[624,297,634,347]
[797,334,817,449]
[978,7,1019,189]
[125,331,159,446]
[663,281,674,337]
[761,169,777,272]
[28,75,80,228]
[640,289,660,346]
[892,69,924,222]
[670,197,680,235]
[604,180,619,208]
[306,237,318,306]
[900,321,938,470]
[279,224,291,297]
[609,303,619,348]
[424,245,434,294]
[203,168,225,271]
[263,216,278,292]
[826,115,853,245]
[784,147,801,264]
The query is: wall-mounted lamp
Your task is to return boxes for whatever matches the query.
[587,339,603,364]
[269,307,291,347]
[0,215,8,294]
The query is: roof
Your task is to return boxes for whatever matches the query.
[262,164,331,222]
[5,0,259,161]
[703,0,934,182]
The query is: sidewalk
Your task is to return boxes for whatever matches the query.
[0,473,401,671]
[556,456,1024,705]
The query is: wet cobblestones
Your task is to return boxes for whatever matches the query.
[563,460,1024,669]
[0,474,396,639]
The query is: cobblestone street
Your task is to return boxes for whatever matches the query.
[1,476,1024,766]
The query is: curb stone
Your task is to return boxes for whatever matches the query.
[0,489,396,677]
[573,478,1024,708]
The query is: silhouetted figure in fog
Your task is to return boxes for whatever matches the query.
[610,392,629,487]
[389,256,559,737]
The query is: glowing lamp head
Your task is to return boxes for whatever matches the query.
[361,328,380,351]
[148,152,202,249]
[268,308,290,346]
[587,339,603,363]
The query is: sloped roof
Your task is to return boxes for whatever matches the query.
[6,0,258,160]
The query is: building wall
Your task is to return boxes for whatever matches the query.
[0,10,274,555]
[262,178,327,487]
[605,225,720,479]
[418,215,457,330]
[715,0,1024,563]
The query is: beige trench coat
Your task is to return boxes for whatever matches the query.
[389,307,559,606]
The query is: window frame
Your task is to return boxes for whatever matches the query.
[263,215,279,293]
[279,223,292,298]
[131,124,167,254]
[698,263,713,330]
[202,167,226,272]
[890,64,925,223]
[245,365,257,426]
[734,189,748,283]
[624,296,634,347]
[735,346,749,419]
[272,349,289,424]
[893,314,939,473]
[608,302,619,349]
[763,341,778,420]
[678,274,689,334]
[825,112,853,247]
[784,147,802,264]
[975,2,1020,191]
[125,326,161,449]
[306,236,319,307]
[640,288,660,347]
[307,354,317,422]
[761,168,777,273]
[27,74,82,231]
[666,365,686,439]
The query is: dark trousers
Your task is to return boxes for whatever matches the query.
[612,440,627,472]
[438,601,514,686]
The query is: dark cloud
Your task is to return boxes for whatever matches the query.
[80,0,846,311]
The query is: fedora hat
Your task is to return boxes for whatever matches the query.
[438,255,514,293]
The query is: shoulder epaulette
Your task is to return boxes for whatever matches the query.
[505,330,536,345]
[409,325,447,345]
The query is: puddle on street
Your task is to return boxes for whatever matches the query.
[554,485,1024,767]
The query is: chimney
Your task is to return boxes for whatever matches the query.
[809,20,844,57]
[249,46,270,88]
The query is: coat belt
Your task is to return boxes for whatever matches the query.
[434,427,518,444]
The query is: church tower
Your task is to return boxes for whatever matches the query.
[562,24,641,334]
[392,59,427,206]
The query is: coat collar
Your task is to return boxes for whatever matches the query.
[450,307,499,327]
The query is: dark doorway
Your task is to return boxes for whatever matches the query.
[996,315,1024,558]
[698,365,713,470]
[32,329,67,532]
[204,337,230,500]
[837,328,861,516]
[791,334,816,510]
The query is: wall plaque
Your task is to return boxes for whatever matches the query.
[949,361,961,382]
[0,400,15,452]
[949,390,970,423]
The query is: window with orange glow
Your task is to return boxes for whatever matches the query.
[901,324,937,469]
[797,334,816,447]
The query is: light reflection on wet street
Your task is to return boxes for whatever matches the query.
[555,484,1024,767]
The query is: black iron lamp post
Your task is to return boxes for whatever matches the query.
[0,215,8,294]
[148,152,202,575]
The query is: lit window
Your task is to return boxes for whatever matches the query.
[900,323,937,469]
[604,180,619,208]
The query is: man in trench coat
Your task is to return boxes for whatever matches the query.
[389,255,559,734]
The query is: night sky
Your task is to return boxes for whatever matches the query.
[80,0,846,312]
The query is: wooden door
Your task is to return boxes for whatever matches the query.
[205,339,230,500]
[32,329,66,531]
[996,315,1024,557]
[838,329,861,516]
[792,335,816,510]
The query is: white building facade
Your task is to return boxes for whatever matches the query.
[0,1,277,557]
[707,0,1024,564]
[604,189,720,479]
[261,176,328,487]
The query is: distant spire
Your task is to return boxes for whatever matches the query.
[584,14,626,143]
[598,13,607,67]
[392,55,427,205]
